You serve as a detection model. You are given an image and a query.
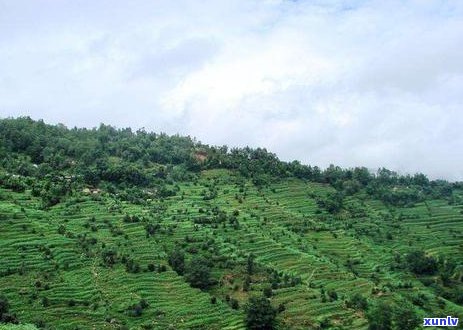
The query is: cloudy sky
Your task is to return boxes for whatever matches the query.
[1,0,462,180]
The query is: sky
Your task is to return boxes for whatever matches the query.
[1,0,462,180]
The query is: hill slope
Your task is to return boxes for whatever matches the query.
[0,117,462,329]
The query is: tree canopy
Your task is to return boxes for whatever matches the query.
[0,117,458,208]
[244,296,277,330]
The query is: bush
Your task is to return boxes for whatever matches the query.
[230,298,239,310]
[327,289,338,301]
[394,300,420,330]
[244,296,276,330]
[0,295,18,323]
[168,250,185,275]
[126,303,143,317]
[41,296,50,307]
[406,250,437,275]
[243,275,251,292]
[263,287,272,298]
[126,299,149,317]
[366,300,392,330]
[346,293,368,311]
[184,256,211,290]
[139,299,149,309]
[101,249,118,267]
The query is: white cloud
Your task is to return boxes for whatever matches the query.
[0,0,462,180]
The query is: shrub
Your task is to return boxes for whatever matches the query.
[244,296,276,330]
[0,295,18,323]
[366,300,392,330]
[230,298,239,310]
[263,287,272,298]
[346,293,368,311]
[184,256,211,290]
[327,289,338,301]
[394,300,420,330]
[168,250,185,275]
[406,250,438,275]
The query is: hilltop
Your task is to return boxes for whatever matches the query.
[0,117,462,329]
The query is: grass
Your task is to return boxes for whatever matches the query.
[1,170,463,329]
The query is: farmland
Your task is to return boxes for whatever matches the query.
[0,118,462,329]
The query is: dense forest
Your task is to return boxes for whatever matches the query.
[0,117,462,329]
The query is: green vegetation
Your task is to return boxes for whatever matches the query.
[0,117,463,329]
[0,325,38,330]
[0,296,18,324]
[244,296,277,329]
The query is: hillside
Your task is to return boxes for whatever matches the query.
[0,117,462,329]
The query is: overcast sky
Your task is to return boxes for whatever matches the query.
[1,1,462,180]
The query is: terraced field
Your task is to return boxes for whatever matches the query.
[1,169,463,329]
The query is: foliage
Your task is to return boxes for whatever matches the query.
[366,300,393,330]
[394,300,420,330]
[406,250,438,275]
[346,293,368,311]
[184,256,211,290]
[317,192,344,214]
[0,117,462,329]
[0,117,457,204]
[0,296,18,324]
[168,250,185,275]
[244,296,277,330]
[247,253,255,275]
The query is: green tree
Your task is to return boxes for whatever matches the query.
[101,249,118,267]
[184,256,211,290]
[247,253,255,275]
[263,286,272,298]
[394,300,419,330]
[230,298,239,310]
[406,250,437,275]
[367,300,392,330]
[168,250,185,275]
[317,191,344,214]
[0,295,10,317]
[243,275,251,292]
[244,296,277,330]
[347,293,368,311]
[0,295,18,323]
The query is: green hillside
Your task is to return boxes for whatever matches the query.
[0,117,462,329]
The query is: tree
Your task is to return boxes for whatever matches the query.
[184,256,211,290]
[394,300,419,330]
[243,275,251,292]
[168,250,185,275]
[0,295,18,324]
[230,298,239,310]
[366,300,392,330]
[317,191,344,214]
[101,249,118,267]
[247,253,255,275]
[406,250,437,275]
[263,286,272,298]
[0,296,10,317]
[347,293,368,311]
[126,303,143,317]
[327,289,338,301]
[244,296,277,330]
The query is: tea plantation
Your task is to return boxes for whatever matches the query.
[0,117,462,329]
